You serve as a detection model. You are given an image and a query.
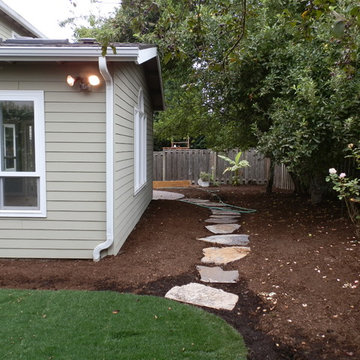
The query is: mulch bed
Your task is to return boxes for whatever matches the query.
[0,185,359,360]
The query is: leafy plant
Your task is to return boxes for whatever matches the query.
[199,171,211,182]
[326,142,360,239]
[218,151,250,185]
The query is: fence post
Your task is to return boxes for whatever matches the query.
[162,151,166,181]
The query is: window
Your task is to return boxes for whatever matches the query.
[134,88,147,193]
[0,91,46,217]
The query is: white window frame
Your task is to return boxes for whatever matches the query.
[0,90,46,217]
[134,88,147,194]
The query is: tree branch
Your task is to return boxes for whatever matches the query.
[222,0,247,68]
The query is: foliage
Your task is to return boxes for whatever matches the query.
[0,289,247,360]
[72,0,360,198]
[218,151,250,185]
[239,0,360,198]
[326,142,360,238]
[199,171,211,182]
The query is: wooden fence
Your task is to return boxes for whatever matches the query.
[153,149,295,190]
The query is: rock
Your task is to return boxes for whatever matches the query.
[165,282,238,310]
[197,234,250,246]
[182,198,210,204]
[204,218,239,224]
[201,246,251,265]
[202,202,229,207]
[196,265,239,283]
[152,191,185,200]
[210,214,241,218]
[205,224,241,234]
[211,210,242,216]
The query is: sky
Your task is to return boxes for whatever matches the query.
[3,0,120,40]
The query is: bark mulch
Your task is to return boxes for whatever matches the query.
[0,185,359,360]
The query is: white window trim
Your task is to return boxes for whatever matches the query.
[0,90,46,217]
[134,88,147,194]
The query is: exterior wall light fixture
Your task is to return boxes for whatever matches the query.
[66,74,101,91]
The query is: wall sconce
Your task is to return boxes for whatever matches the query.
[66,74,101,91]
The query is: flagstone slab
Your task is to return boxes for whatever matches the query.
[210,214,241,218]
[201,246,251,265]
[212,210,242,216]
[205,224,241,234]
[205,218,239,224]
[152,191,185,200]
[203,202,229,207]
[165,282,238,310]
[197,234,250,246]
[196,265,239,283]
[183,198,210,203]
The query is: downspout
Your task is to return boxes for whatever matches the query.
[93,56,114,261]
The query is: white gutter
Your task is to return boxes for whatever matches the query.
[136,47,157,65]
[0,46,155,63]
[93,56,114,262]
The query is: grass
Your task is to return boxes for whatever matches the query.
[0,289,247,360]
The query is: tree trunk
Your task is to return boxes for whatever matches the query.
[309,175,327,204]
[266,158,275,194]
[289,172,307,195]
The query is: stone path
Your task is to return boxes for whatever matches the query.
[164,196,252,311]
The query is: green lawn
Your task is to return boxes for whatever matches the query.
[0,289,247,360]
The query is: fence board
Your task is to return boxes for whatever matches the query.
[153,149,295,190]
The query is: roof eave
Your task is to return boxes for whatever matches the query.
[0,45,165,111]
[0,0,46,38]
[0,46,141,62]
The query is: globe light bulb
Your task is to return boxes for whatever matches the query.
[88,75,100,86]
[66,75,76,87]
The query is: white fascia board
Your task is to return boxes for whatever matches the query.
[136,47,157,65]
[0,46,141,62]
[0,0,46,38]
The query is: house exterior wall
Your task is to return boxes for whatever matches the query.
[111,62,153,256]
[0,62,107,258]
[0,15,34,39]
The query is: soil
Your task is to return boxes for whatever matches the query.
[0,185,359,360]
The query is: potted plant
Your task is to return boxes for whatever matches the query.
[198,171,211,187]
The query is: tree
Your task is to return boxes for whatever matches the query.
[249,1,360,200]
[72,0,360,201]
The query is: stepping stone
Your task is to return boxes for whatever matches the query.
[165,282,238,311]
[197,234,250,246]
[201,246,251,265]
[153,191,185,200]
[196,265,239,284]
[205,224,240,234]
[212,210,241,216]
[205,217,239,224]
[203,202,229,207]
[183,198,210,203]
[210,214,241,218]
